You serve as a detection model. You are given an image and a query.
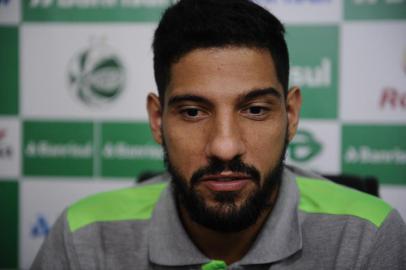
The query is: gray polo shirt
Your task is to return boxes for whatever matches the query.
[32,165,406,270]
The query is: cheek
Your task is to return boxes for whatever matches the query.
[163,122,208,177]
[242,120,287,171]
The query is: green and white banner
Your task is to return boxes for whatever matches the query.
[0,181,18,269]
[342,125,406,185]
[287,120,341,174]
[24,0,174,22]
[20,179,130,268]
[0,0,405,269]
[100,122,163,177]
[21,24,156,119]
[341,22,406,122]
[23,121,94,176]
[0,119,20,178]
[0,26,18,115]
[0,0,20,24]
[345,0,406,20]
[287,26,339,119]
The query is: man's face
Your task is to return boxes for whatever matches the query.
[148,47,301,232]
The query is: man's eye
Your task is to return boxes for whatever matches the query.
[247,106,269,115]
[241,105,270,119]
[248,106,264,115]
[179,108,206,120]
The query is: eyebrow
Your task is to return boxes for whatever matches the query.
[167,87,282,107]
[239,87,282,103]
[167,94,212,108]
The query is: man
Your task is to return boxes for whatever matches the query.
[32,0,406,269]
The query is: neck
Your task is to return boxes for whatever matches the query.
[178,188,279,265]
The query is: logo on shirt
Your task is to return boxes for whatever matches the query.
[67,39,126,107]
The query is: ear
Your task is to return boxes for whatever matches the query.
[147,93,163,145]
[286,87,302,142]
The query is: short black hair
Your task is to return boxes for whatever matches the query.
[153,0,289,103]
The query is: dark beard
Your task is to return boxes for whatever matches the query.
[164,139,288,233]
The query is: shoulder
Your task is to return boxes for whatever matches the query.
[296,176,392,228]
[67,182,168,232]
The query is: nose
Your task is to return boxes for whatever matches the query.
[205,113,246,162]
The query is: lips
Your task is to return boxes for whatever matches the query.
[200,172,252,192]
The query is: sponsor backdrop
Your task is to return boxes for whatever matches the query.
[0,0,405,268]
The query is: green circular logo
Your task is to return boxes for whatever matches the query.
[289,130,322,162]
[68,44,126,106]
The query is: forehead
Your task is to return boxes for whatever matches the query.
[166,47,282,103]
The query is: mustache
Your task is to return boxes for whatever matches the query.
[190,156,261,186]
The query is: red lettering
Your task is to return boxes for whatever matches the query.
[380,88,406,109]
[400,92,406,108]
[380,88,397,109]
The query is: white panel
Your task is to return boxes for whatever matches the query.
[21,23,157,120]
[0,0,20,24]
[341,22,406,123]
[0,117,20,178]
[20,179,133,269]
[286,120,341,174]
[255,0,342,24]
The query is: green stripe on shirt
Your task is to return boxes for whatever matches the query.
[202,260,227,270]
[67,182,167,232]
[297,177,392,227]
